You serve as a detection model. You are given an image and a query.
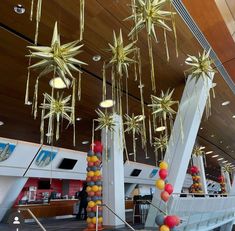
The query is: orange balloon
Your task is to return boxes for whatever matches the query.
[87,157,91,162]
[92,185,99,192]
[91,156,98,162]
[94,170,101,176]
[86,186,92,192]
[98,217,103,223]
[91,217,97,224]
[96,200,102,205]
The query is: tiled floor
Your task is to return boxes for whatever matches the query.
[0,218,145,231]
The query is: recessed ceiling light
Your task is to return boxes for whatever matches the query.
[212,155,219,158]
[221,101,230,106]
[220,140,223,143]
[49,77,70,89]
[99,99,115,108]
[232,150,234,153]
[227,163,232,166]
[217,158,224,161]
[92,55,101,62]
[129,153,134,156]
[226,146,230,149]
[155,126,166,132]
[76,117,82,121]
[200,146,205,150]
[14,4,25,14]
[210,134,215,138]
[25,101,32,105]
[222,161,228,163]
[200,127,203,130]
[0,121,4,126]
[82,141,89,145]
[206,151,213,154]
[233,115,235,118]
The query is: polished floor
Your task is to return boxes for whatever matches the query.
[0,218,145,231]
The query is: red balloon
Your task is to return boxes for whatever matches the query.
[95,191,102,196]
[88,162,94,167]
[92,206,97,212]
[88,223,95,229]
[88,191,95,197]
[165,184,173,195]
[86,176,92,182]
[95,160,101,167]
[218,175,224,183]
[96,175,102,180]
[86,207,92,212]
[92,176,98,182]
[161,191,170,202]
[164,216,178,228]
[98,206,103,211]
[172,215,180,226]
[93,141,103,153]
[190,166,199,174]
[159,169,168,180]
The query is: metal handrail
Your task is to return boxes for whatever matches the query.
[18,208,46,231]
[95,204,135,231]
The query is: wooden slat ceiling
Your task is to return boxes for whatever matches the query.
[0,0,235,175]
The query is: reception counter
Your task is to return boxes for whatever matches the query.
[15,199,78,219]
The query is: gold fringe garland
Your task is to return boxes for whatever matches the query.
[80,0,85,41]
[25,56,32,105]
[78,72,82,101]
[102,62,106,101]
[40,97,45,144]
[92,119,95,152]
[149,116,152,146]
[125,76,129,115]
[163,28,170,62]
[147,36,156,94]
[72,79,76,146]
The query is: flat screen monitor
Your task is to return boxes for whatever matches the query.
[149,169,158,178]
[58,158,77,170]
[130,169,142,177]
[38,180,50,189]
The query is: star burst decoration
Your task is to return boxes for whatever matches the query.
[124,114,144,134]
[185,49,216,81]
[95,109,115,132]
[108,29,136,77]
[192,145,205,157]
[222,165,232,173]
[40,92,75,145]
[148,89,178,121]
[127,0,172,41]
[27,21,87,83]
[153,134,168,153]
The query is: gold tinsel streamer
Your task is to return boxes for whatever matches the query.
[25,56,32,105]
[102,62,107,101]
[149,116,153,146]
[80,0,85,41]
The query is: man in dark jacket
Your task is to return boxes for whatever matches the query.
[77,183,88,220]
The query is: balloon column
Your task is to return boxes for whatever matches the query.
[86,141,103,230]
[189,166,203,193]
[218,175,226,194]
[155,161,180,231]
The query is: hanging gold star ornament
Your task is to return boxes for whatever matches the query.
[40,92,75,146]
[30,0,85,44]
[107,29,136,114]
[124,114,144,162]
[192,145,205,157]
[153,134,168,163]
[126,0,178,93]
[185,49,217,119]
[94,109,115,161]
[222,165,232,173]
[25,21,87,118]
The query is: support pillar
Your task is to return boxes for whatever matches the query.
[145,74,213,228]
[0,176,28,221]
[102,114,125,228]
[229,173,235,195]
[220,220,234,231]
[192,155,208,194]
[224,171,232,193]
[125,183,137,198]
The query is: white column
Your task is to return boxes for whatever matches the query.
[102,114,125,228]
[192,156,208,194]
[145,74,213,228]
[125,183,137,198]
[0,176,28,221]
[220,220,234,231]
[224,171,232,193]
[229,173,235,195]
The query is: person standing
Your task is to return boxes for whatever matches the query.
[77,183,88,220]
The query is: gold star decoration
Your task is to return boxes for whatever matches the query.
[126,0,178,93]
[192,145,205,157]
[222,165,232,173]
[95,109,115,132]
[40,92,75,146]
[26,21,87,118]
[185,49,216,81]
[108,29,136,77]
[153,134,168,162]
[124,114,144,161]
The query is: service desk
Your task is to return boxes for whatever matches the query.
[15,199,78,219]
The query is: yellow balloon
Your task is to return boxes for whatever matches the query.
[160,225,170,231]
[92,185,99,192]
[88,171,95,177]
[156,179,165,190]
[94,170,101,176]
[159,161,168,170]
[98,186,102,191]
[88,201,95,208]
[91,156,98,162]
[87,217,92,223]
[86,186,91,192]
[96,200,102,205]
[98,217,103,223]
[91,217,97,224]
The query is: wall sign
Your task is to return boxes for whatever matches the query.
[35,149,57,167]
[0,143,16,162]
